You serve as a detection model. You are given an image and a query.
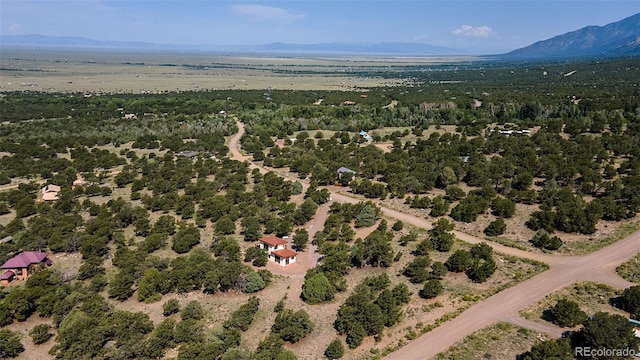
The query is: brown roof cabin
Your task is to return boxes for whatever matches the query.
[0,251,52,285]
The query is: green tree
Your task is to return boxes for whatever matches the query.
[362,230,394,267]
[429,218,455,252]
[224,296,260,332]
[172,222,201,254]
[403,256,431,284]
[243,271,267,293]
[470,242,494,260]
[254,333,297,360]
[354,203,380,228]
[245,247,268,267]
[325,339,345,359]
[137,267,163,303]
[484,218,507,236]
[241,216,262,242]
[391,220,404,231]
[215,216,236,235]
[29,323,52,344]
[521,337,573,360]
[374,288,403,327]
[295,198,319,225]
[445,250,472,272]
[420,279,443,299]
[293,229,309,251]
[175,319,204,344]
[467,258,497,283]
[621,286,640,319]
[550,298,587,327]
[143,318,176,359]
[491,197,516,218]
[212,235,241,262]
[271,308,314,343]
[430,195,449,217]
[430,261,447,280]
[578,312,639,355]
[163,298,180,316]
[0,330,24,358]
[530,230,563,251]
[301,272,336,304]
[181,301,205,321]
[108,271,135,301]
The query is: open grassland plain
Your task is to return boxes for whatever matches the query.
[0,49,477,93]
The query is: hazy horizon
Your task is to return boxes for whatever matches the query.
[1,1,639,55]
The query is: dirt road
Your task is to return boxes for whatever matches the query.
[227,121,640,359]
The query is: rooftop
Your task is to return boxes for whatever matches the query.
[337,166,356,173]
[272,248,298,259]
[1,251,49,269]
[259,236,288,247]
[1,270,15,280]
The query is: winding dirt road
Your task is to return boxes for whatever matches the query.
[227,121,640,359]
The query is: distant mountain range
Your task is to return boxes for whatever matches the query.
[250,42,465,55]
[0,34,194,51]
[0,34,465,56]
[2,13,639,59]
[503,13,640,59]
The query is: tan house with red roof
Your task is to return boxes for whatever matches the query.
[258,236,297,266]
[1,251,52,285]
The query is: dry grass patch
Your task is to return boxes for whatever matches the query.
[616,252,640,284]
[518,282,627,325]
[432,322,538,360]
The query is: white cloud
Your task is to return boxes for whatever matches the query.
[452,25,494,37]
[231,4,304,22]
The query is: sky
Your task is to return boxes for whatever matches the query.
[1,0,639,54]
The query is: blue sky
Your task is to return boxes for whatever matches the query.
[2,0,639,54]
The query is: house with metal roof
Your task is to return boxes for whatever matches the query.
[0,251,52,285]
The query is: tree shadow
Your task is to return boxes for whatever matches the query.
[609,295,625,311]
[541,308,555,322]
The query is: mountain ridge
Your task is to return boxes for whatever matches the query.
[503,13,640,59]
[0,34,465,55]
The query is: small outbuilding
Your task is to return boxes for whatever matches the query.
[337,166,356,178]
[176,151,199,159]
[358,131,372,141]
